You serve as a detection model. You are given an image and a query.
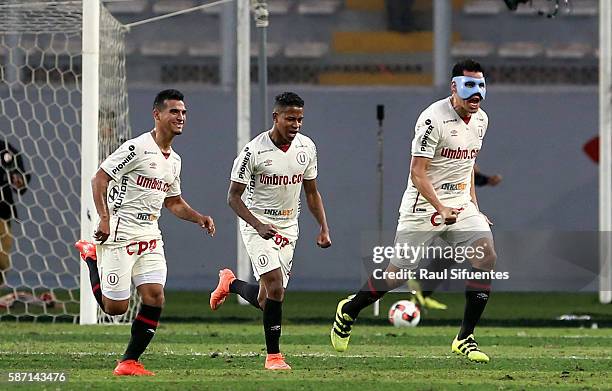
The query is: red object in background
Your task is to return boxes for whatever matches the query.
[584,136,599,163]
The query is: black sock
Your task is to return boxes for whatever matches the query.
[122,304,162,361]
[458,268,491,340]
[343,276,389,319]
[263,298,282,354]
[229,279,261,309]
[421,290,434,298]
[84,258,105,312]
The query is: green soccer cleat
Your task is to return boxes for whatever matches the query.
[451,334,490,363]
[422,296,447,310]
[330,298,354,352]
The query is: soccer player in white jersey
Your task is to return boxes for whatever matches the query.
[331,59,498,363]
[210,92,332,370]
[75,89,215,376]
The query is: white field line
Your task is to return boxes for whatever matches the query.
[26,331,612,339]
[0,351,610,360]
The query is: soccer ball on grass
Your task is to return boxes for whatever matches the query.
[388,300,420,327]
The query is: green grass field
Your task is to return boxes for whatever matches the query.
[1,292,611,390]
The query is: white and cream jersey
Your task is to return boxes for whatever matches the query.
[230,131,318,241]
[100,131,182,242]
[399,97,488,216]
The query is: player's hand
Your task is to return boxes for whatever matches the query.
[438,206,461,225]
[481,212,494,226]
[488,174,503,186]
[199,215,215,237]
[256,223,277,240]
[316,229,331,248]
[94,218,110,244]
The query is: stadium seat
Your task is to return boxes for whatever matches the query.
[140,41,184,56]
[187,42,221,57]
[268,0,291,15]
[463,0,504,15]
[298,0,341,15]
[498,42,543,58]
[571,0,597,16]
[333,31,460,53]
[104,0,147,14]
[514,3,538,15]
[284,42,329,59]
[545,43,591,59]
[318,71,432,86]
[152,0,194,15]
[250,42,283,58]
[451,41,495,58]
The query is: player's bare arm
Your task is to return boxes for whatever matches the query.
[410,156,460,225]
[470,167,479,210]
[303,179,331,248]
[163,195,215,236]
[471,168,494,226]
[91,168,112,243]
[227,180,277,239]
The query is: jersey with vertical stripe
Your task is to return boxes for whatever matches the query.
[99,131,181,242]
[230,131,318,241]
[399,97,488,216]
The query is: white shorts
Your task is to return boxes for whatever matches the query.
[391,201,493,269]
[97,238,167,301]
[242,230,296,288]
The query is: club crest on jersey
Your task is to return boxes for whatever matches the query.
[107,273,119,286]
[296,151,307,165]
[258,255,269,267]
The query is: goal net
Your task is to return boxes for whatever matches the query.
[0,0,138,323]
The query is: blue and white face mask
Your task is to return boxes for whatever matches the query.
[452,76,486,100]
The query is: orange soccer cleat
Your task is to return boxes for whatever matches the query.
[74,239,97,261]
[113,360,155,376]
[264,353,291,370]
[209,268,236,310]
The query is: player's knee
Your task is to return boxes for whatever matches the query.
[103,298,129,315]
[471,247,497,271]
[258,297,266,310]
[266,284,284,301]
[141,291,165,307]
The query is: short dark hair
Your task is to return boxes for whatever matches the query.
[452,59,485,78]
[273,92,304,112]
[153,89,184,110]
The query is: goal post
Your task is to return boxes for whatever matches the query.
[79,0,100,325]
[0,0,133,323]
[599,0,612,304]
